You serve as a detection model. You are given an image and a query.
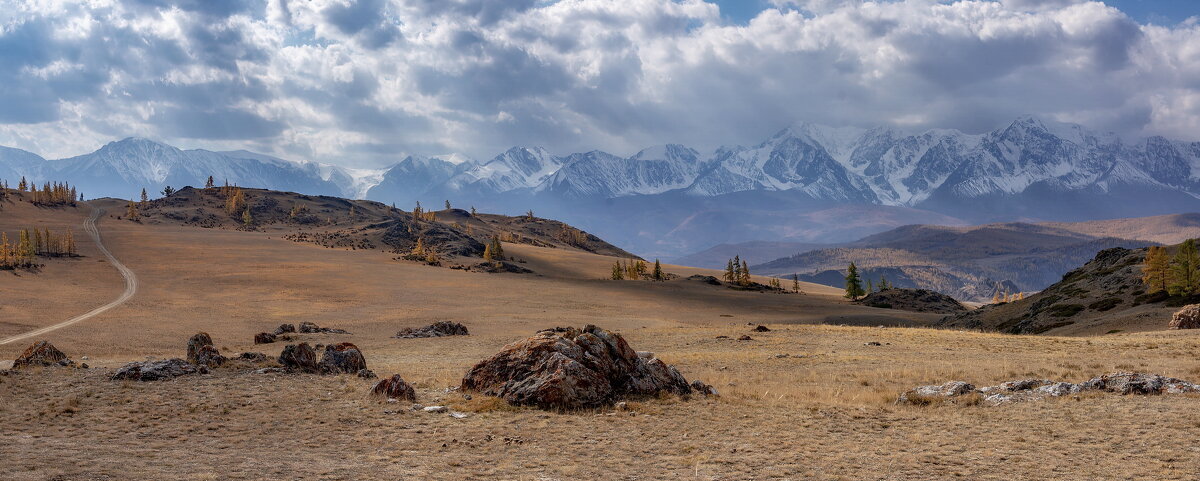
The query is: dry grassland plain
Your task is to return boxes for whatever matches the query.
[2,200,1200,480]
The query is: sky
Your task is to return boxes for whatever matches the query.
[0,0,1198,168]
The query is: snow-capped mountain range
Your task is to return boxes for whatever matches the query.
[2,116,1198,257]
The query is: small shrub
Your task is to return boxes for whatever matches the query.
[1088,298,1123,312]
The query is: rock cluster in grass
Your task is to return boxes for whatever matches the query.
[12,341,75,369]
[278,341,368,375]
[394,321,470,339]
[898,372,1200,406]
[1169,304,1200,330]
[460,325,704,409]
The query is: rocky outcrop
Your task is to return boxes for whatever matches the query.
[192,345,227,368]
[186,333,214,364]
[898,372,1200,406]
[273,324,296,335]
[298,322,349,334]
[461,325,692,409]
[111,359,203,381]
[371,374,417,401]
[318,342,367,374]
[690,380,719,396]
[394,321,470,339]
[12,341,74,369]
[254,332,277,344]
[1169,304,1200,330]
[279,343,319,373]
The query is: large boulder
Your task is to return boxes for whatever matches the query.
[319,342,367,374]
[897,381,977,404]
[279,343,319,373]
[298,322,349,334]
[460,325,692,409]
[111,359,203,381]
[1079,372,1200,395]
[394,321,470,339]
[13,341,74,369]
[371,374,417,401]
[1169,305,1200,330]
[186,333,214,364]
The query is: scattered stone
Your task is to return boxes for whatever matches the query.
[423,405,448,413]
[460,325,692,409]
[111,358,204,381]
[254,332,277,344]
[357,369,377,379]
[614,401,629,411]
[690,380,719,396]
[737,335,753,341]
[899,372,1200,406]
[273,323,297,336]
[752,325,771,332]
[319,342,367,374]
[253,367,286,374]
[279,343,319,373]
[185,332,214,364]
[715,335,730,339]
[372,374,417,401]
[449,412,468,419]
[236,352,270,363]
[394,321,470,339]
[864,341,882,346]
[1169,304,1200,330]
[13,341,74,369]
[298,321,349,334]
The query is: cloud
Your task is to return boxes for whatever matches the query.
[0,0,1196,167]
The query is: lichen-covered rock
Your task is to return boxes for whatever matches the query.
[254,332,277,344]
[318,342,367,374]
[279,343,318,373]
[1169,304,1200,330]
[111,358,203,381]
[897,381,976,404]
[371,374,417,401]
[394,321,470,339]
[186,333,214,364]
[273,324,297,335]
[236,352,270,363]
[13,341,74,369]
[1079,372,1199,395]
[460,325,693,409]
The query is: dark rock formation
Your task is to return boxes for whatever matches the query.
[186,333,214,364]
[12,341,74,369]
[192,344,227,368]
[394,321,470,339]
[371,374,417,401]
[111,359,203,381]
[298,322,349,334]
[279,343,319,373]
[254,332,277,344]
[318,342,367,374]
[461,325,692,409]
[273,324,297,335]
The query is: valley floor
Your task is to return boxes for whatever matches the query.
[2,201,1199,480]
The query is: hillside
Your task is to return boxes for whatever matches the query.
[669,240,832,269]
[752,220,1174,302]
[124,186,636,266]
[937,246,1185,335]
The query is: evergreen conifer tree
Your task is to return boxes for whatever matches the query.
[844,262,865,300]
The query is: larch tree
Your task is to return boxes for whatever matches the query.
[792,273,801,293]
[611,261,624,280]
[140,188,148,205]
[206,176,215,188]
[1142,246,1170,293]
[844,262,865,300]
[739,260,750,286]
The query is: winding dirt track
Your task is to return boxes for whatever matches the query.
[0,207,138,345]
